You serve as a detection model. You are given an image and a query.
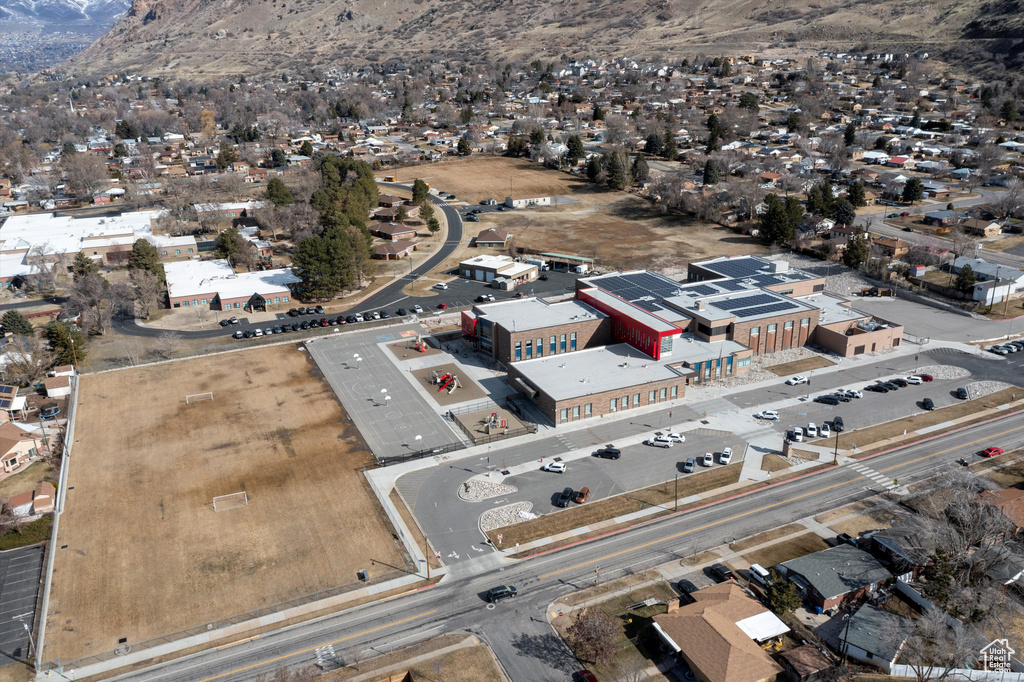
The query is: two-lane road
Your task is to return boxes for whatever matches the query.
[104,411,1024,682]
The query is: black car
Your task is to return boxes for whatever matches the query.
[346,315,358,324]
[295,307,306,315]
[881,382,900,391]
[300,320,311,330]
[219,318,231,327]
[243,329,255,338]
[396,308,408,316]
[865,384,889,393]
[594,447,621,459]
[288,308,299,317]
[465,214,479,222]
[923,398,935,410]
[682,457,695,473]
[711,563,736,582]
[832,416,844,432]
[380,310,390,318]
[273,325,284,334]
[539,275,549,281]
[556,487,574,508]
[814,395,840,405]
[314,305,325,314]
[956,387,969,400]
[891,378,909,387]
[486,585,517,603]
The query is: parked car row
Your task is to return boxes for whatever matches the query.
[863,374,932,393]
[790,417,844,442]
[233,305,431,339]
[989,341,1024,355]
[812,387,864,405]
[555,485,591,507]
[643,432,685,448]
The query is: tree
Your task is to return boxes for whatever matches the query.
[586,155,603,183]
[631,155,650,183]
[954,263,977,293]
[784,196,804,231]
[566,135,585,162]
[592,103,604,121]
[763,570,801,614]
[702,159,720,185]
[566,609,618,666]
[760,195,794,245]
[831,199,856,226]
[786,112,801,132]
[26,245,66,292]
[903,177,924,204]
[1001,99,1018,124]
[154,331,181,359]
[419,200,435,225]
[216,143,238,170]
[427,217,441,234]
[848,181,867,207]
[738,92,759,112]
[604,151,629,190]
[412,179,430,205]
[895,608,976,682]
[844,121,857,146]
[299,140,314,157]
[0,334,51,386]
[265,178,294,206]
[128,238,165,284]
[269,148,288,168]
[663,130,679,160]
[72,252,100,282]
[129,268,162,320]
[644,132,663,157]
[457,137,472,156]
[842,233,869,268]
[45,321,87,366]
[1,310,35,337]
[62,153,109,200]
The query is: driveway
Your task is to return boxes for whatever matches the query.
[853,298,1019,342]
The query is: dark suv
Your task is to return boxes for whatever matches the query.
[556,487,574,507]
[595,447,621,459]
[487,585,517,603]
[711,563,736,582]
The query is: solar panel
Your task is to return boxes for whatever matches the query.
[734,301,799,318]
[686,284,717,296]
[713,294,778,311]
[718,280,749,292]
[702,257,765,279]
[634,300,663,312]
[0,386,12,394]
[0,399,10,408]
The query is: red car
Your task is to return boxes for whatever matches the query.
[982,447,1004,458]
[917,374,933,382]
[577,672,599,682]
[438,303,448,309]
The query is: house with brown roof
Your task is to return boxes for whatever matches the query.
[0,422,44,474]
[10,482,54,517]
[652,583,788,682]
[982,488,1024,532]
[872,237,909,260]
[373,240,417,260]
[474,227,512,247]
[370,224,418,242]
[963,218,1001,237]
[43,375,71,398]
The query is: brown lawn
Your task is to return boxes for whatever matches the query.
[45,346,407,662]
[766,356,835,377]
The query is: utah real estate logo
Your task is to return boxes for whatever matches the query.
[980,638,1014,672]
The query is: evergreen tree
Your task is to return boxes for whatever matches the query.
[644,133,664,157]
[427,217,441,234]
[842,233,869,268]
[128,238,165,284]
[299,140,314,157]
[1001,100,1018,124]
[848,181,867,207]
[216,143,237,169]
[763,571,801,614]
[631,155,650,183]
[72,252,100,282]
[604,152,629,190]
[412,179,430,205]
[457,137,472,156]
[786,112,801,132]
[45,321,87,366]
[785,196,804,230]
[702,159,720,185]
[592,103,605,121]
[706,131,720,153]
[737,92,759,112]
[954,264,977,292]
[265,178,295,206]
[1,310,34,337]
[910,110,921,128]
[419,201,435,225]
[566,135,585,161]
[831,199,856,226]
[663,131,679,160]
[706,113,724,139]
[844,121,857,146]
[760,195,794,245]
[586,155,603,183]
[903,177,924,204]
[216,226,242,262]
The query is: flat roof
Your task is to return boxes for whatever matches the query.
[165,259,299,300]
[461,254,519,269]
[581,288,680,333]
[513,343,684,402]
[539,252,594,262]
[668,335,748,364]
[475,298,605,332]
[800,293,868,325]
[668,289,817,323]
[579,270,691,322]
[689,255,818,287]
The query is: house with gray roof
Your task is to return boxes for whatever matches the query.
[818,604,911,672]
[778,545,892,610]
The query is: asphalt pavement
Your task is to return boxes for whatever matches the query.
[100,411,1024,682]
[0,545,43,661]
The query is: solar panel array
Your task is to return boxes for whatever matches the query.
[0,400,10,409]
[734,301,799,318]
[587,273,684,308]
[701,257,765,279]
[686,284,718,296]
[712,293,778,311]
[0,386,12,394]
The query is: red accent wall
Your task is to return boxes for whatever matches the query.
[577,289,677,360]
[461,311,478,338]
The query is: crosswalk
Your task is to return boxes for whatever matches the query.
[847,461,898,490]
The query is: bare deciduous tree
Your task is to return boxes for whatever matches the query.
[62,153,110,200]
[892,608,975,682]
[26,245,66,292]
[154,331,182,359]
[117,338,146,367]
[129,269,163,320]
[0,334,52,386]
[566,609,619,667]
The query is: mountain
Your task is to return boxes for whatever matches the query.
[67,0,995,78]
[0,0,129,25]
[0,0,129,71]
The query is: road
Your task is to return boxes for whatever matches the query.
[105,411,1024,682]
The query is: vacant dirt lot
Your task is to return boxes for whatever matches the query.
[46,346,407,661]
[380,157,585,205]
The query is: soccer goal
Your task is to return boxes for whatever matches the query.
[185,392,214,404]
[212,491,248,512]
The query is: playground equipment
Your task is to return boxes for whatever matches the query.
[438,373,454,392]
[447,376,461,394]
[485,412,509,434]
[407,334,428,353]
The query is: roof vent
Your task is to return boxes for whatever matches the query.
[696,300,706,311]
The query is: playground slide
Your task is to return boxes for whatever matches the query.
[438,374,454,392]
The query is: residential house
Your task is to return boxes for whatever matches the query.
[0,384,27,423]
[777,545,892,610]
[923,210,966,226]
[778,644,833,682]
[651,582,788,682]
[373,240,417,260]
[962,218,1001,237]
[11,483,54,517]
[871,237,909,260]
[474,227,512,247]
[0,422,44,474]
[821,604,911,672]
[867,522,938,577]
[504,195,553,209]
[370,224,418,242]
[982,488,1024,533]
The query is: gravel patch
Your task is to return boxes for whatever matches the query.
[480,501,536,531]
[459,479,518,501]
[915,364,970,380]
[966,380,1016,400]
[769,254,875,297]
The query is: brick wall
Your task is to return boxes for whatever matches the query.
[731,309,820,356]
[492,317,612,365]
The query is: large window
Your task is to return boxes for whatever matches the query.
[649,390,656,403]
[620,396,628,410]
[767,323,777,332]
[570,332,577,351]
[515,341,522,362]
[526,340,533,359]
[560,334,567,353]
[633,393,640,406]
[660,388,667,400]
[560,408,568,423]
[584,403,592,417]
[572,405,580,419]
[738,357,752,367]
[536,338,543,357]
[671,385,678,398]
[550,336,557,355]
[610,398,617,413]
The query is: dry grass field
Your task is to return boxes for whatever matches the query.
[45,346,407,662]
[382,157,764,274]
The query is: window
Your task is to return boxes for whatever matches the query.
[784,320,793,330]
[767,323,777,332]
[201,298,207,305]
[536,338,543,357]
[187,248,194,254]
[620,396,628,410]
[704,363,712,379]
[183,301,189,307]
[610,398,617,413]
[738,357,752,368]
[515,341,522,362]
[525,340,532,359]
[801,317,810,327]
[813,283,825,292]
[649,390,656,403]
[726,357,733,375]
[660,388,667,400]
[161,251,168,256]
[273,297,279,304]
[633,393,640,406]
[234,302,240,308]
[671,385,678,398]
[750,326,760,336]
[560,334,567,353]
[572,406,580,419]
[282,296,289,302]
[584,403,592,417]
[570,332,577,351]
[174,249,181,255]
[173,302,180,308]
[560,408,569,423]
[550,336,556,355]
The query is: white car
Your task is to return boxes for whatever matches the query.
[754,410,780,422]
[806,423,818,438]
[819,422,831,438]
[412,304,423,313]
[904,376,922,385]
[433,282,449,290]
[353,313,365,322]
[664,432,686,443]
[253,328,263,337]
[702,452,714,467]
[645,437,673,448]
[540,461,566,473]
[786,375,808,386]
[841,389,863,399]
[791,428,804,442]
[720,447,733,465]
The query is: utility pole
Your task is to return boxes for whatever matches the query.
[425,536,431,580]
[674,474,679,511]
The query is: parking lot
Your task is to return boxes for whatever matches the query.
[0,545,43,660]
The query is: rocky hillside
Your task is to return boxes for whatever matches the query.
[67,0,994,77]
